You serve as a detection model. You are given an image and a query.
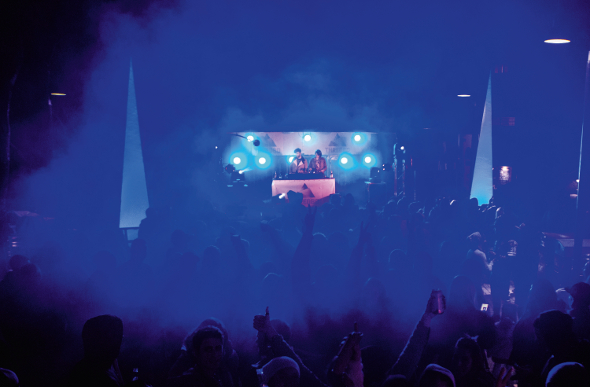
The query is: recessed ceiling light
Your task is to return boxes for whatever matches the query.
[457,94,471,97]
[544,39,570,44]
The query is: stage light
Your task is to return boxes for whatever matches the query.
[230,152,248,169]
[215,146,218,149]
[304,134,312,142]
[255,152,272,169]
[394,143,406,161]
[544,39,570,44]
[338,152,355,170]
[289,156,294,163]
[51,93,66,96]
[362,153,377,167]
[232,133,260,146]
[499,166,511,184]
[457,94,471,97]
[279,193,286,199]
[351,132,367,145]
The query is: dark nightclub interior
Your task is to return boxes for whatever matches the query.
[1,0,590,386]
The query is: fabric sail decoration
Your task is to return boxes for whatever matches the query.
[119,60,150,228]
[470,74,493,205]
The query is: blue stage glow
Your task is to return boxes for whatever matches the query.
[247,135,254,142]
[362,153,377,167]
[255,152,272,169]
[351,132,368,146]
[230,151,248,169]
[338,152,356,170]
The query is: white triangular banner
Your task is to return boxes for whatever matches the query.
[470,74,493,205]
[119,60,150,228]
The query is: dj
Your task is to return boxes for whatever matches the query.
[308,149,327,175]
[289,148,308,174]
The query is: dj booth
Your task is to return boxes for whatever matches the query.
[272,176,336,207]
[227,131,381,206]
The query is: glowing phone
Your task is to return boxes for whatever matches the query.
[481,303,489,312]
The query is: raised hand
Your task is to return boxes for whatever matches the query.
[349,332,363,362]
[333,323,364,375]
[495,367,513,387]
[253,307,277,338]
[253,306,270,332]
[422,290,445,327]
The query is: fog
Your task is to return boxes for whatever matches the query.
[1,0,590,386]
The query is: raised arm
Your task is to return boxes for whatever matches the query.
[388,291,444,380]
[328,324,364,387]
[254,308,327,387]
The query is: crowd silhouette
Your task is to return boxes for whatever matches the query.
[1,193,589,387]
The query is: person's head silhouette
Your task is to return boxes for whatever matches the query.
[82,315,123,367]
[262,356,300,387]
[568,282,590,310]
[534,310,576,354]
[546,362,589,387]
[192,327,224,374]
